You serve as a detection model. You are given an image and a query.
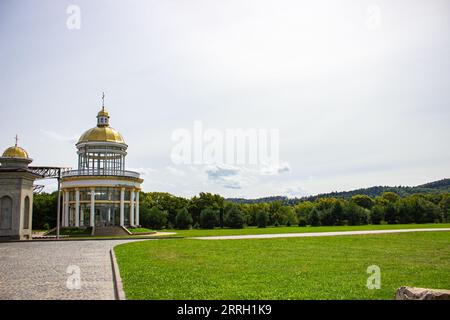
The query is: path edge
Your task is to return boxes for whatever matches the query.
[110,248,126,300]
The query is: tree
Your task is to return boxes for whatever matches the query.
[268,201,283,225]
[33,192,58,229]
[141,192,188,227]
[318,208,334,226]
[439,194,450,222]
[382,192,400,203]
[189,193,224,226]
[343,202,368,225]
[351,195,374,209]
[199,208,219,229]
[370,205,385,224]
[256,210,269,228]
[224,205,245,228]
[272,206,293,226]
[384,203,399,224]
[141,207,168,229]
[307,208,321,226]
[298,216,307,227]
[295,201,314,221]
[284,207,298,226]
[175,208,193,229]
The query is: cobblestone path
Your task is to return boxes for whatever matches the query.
[0,240,142,300]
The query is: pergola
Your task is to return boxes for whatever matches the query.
[29,166,71,239]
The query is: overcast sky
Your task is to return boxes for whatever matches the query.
[0,0,449,198]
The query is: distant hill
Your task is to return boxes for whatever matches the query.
[227,178,450,205]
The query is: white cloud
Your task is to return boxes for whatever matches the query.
[41,130,79,144]
[166,166,186,176]
[283,185,310,198]
[260,162,291,175]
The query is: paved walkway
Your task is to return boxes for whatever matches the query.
[192,228,450,240]
[0,239,144,300]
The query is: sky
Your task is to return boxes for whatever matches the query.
[0,0,449,199]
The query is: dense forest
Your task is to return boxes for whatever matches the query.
[32,179,450,230]
[228,178,450,204]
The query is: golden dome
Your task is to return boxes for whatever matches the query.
[2,146,29,158]
[78,126,125,144]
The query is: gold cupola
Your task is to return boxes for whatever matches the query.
[77,93,126,145]
[2,135,30,159]
[1,135,33,168]
[2,146,29,159]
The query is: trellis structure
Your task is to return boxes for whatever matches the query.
[29,166,72,239]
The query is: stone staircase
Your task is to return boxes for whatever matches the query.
[92,226,130,237]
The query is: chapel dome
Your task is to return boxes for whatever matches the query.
[2,146,29,158]
[77,105,125,144]
[78,126,125,144]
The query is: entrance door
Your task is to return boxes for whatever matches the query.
[95,205,117,227]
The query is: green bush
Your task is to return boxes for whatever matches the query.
[200,208,219,229]
[142,207,168,229]
[175,208,193,229]
[256,211,269,228]
[370,205,385,224]
[298,216,307,227]
[307,208,321,226]
[224,206,244,229]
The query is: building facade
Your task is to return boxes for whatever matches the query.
[0,142,40,240]
[60,104,143,228]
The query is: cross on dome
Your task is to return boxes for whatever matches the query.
[97,92,110,127]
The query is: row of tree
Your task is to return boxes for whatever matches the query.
[33,191,450,230]
[138,191,450,229]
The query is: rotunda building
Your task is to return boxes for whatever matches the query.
[60,104,143,228]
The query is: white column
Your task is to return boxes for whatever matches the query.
[90,187,95,227]
[130,189,135,227]
[75,189,80,227]
[135,191,140,226]
[64,191,69,227]
[120,188,125,226]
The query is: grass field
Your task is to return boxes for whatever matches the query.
[114,229,450,300]
[165,223,450,237]
[127,227,155,234]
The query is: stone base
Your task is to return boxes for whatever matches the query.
[396,286,450,300]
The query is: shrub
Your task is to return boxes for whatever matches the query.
[307,208,321,226]
[143,207,168,229]
[384,203,399,224]
[175,208,193,229]
[298,216,307,227]
[256,211,269,228]
[343,202,368,226]
[285,207,298,227]
[224,206,245,229]
[200,208,219,229]
[370,205,385,224]
[382,192,400,203]
[351,195,374,209]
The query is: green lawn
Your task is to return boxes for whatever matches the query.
[127,227,155,234]
[114,231,450,300]
[165,223,450,238]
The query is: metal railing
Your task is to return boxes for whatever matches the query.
[62,169,140,179]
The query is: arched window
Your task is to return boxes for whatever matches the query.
[23,196,30,229]
[0,196,13,230]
